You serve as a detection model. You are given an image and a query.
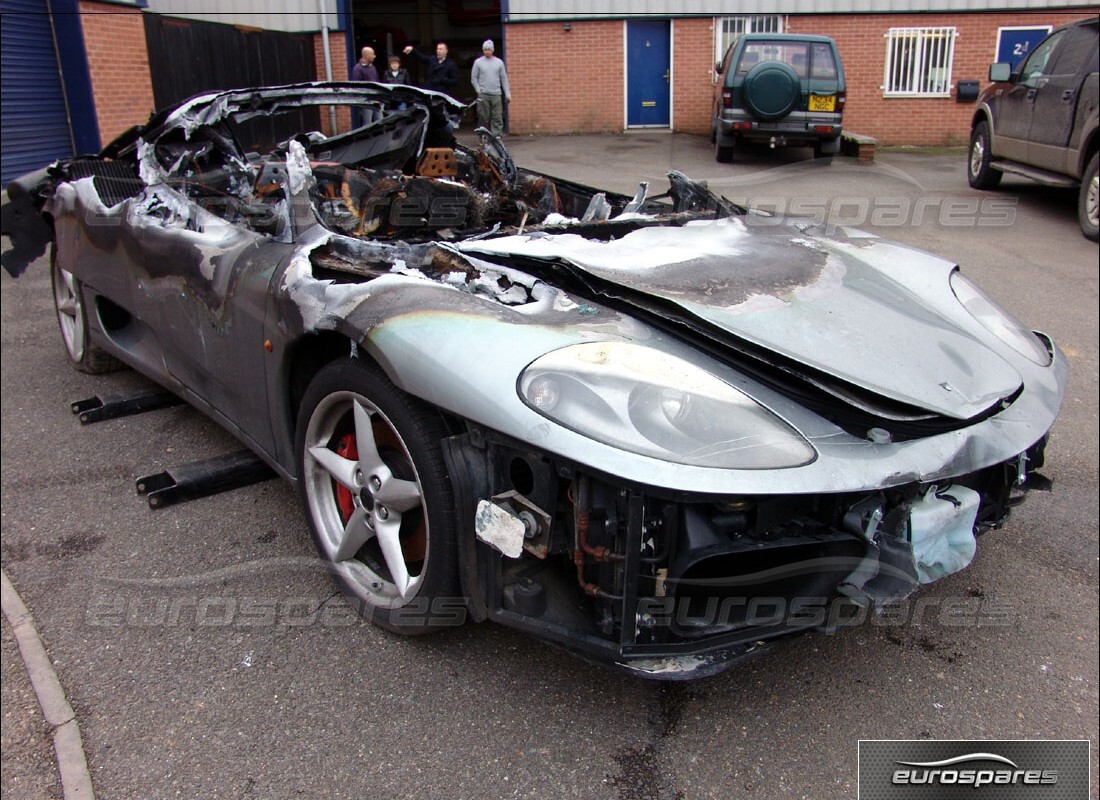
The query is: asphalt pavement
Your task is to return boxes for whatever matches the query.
[2,133,1097,799]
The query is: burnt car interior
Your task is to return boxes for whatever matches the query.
[73,85,735,251]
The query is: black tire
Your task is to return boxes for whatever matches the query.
[50,249,122,374]
[967,120,1002,190]
[742,62,800,121]
[812,140,836,164]
[295,357,461,635]
[1078,152,1099,242]
[715,135,734,164]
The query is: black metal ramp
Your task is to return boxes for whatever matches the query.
[71,387,183,424]
[136,450,277,510]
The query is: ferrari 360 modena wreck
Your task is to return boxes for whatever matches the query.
[0,83,1066,678]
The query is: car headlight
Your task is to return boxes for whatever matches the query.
[518,342,816,469]
[951,270,1051,366]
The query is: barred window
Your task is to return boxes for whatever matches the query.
[716,15,785,68]
[883,27,957,97]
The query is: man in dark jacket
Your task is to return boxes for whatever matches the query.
[402,42,459,98]
[351,47,379,82]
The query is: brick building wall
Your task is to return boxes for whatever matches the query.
[79,0,156,145]
[506,20,623,134]
[506,16,716,135]
[671,17,714,136]
[507,10,1098,144]
[787,10,1097,146]
[313,31,353,135]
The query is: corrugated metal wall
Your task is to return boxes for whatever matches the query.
[505,0,1096,19]
[0,0,74,186]
[143,0,335,33]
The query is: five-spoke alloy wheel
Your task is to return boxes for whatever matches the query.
[296,358,459,634]
[50,249,120,374]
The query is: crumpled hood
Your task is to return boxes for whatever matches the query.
[458,218,1022,420]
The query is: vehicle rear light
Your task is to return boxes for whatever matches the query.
[721,89,733,109]
[732,121,752,131]
[837,91,846,107]
[814,125,836,134]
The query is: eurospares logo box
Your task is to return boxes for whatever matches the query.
[858,740,1090,800]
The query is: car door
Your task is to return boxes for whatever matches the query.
[1028,22,1099,171]
[118,178,291,458]
[994,28,1067,161]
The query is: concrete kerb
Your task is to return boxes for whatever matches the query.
[841,131,877,161]
[1,569,96,800]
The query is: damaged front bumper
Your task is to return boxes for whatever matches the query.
[443,427,1053,680]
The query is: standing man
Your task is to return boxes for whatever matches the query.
[471,39,510,137]
[351,47,380,127]
[402,42,458,98]
[351,47,379,82]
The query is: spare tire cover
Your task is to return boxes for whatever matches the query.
[742,62,801,121]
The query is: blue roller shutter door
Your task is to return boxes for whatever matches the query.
[1,0,74,185]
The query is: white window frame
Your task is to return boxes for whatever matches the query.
[714,14,785,67]
[882,26,958,98]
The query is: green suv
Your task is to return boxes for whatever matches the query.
[711,34,845,163]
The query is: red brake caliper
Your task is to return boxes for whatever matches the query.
[334,433,358,523]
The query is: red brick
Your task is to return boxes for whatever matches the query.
[788,10,1099,144]
[313,31,352,135]
[508,9,1100,144]
[79,1,156,144]
[507,21,624,134]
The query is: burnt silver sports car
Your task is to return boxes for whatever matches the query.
[1,84,1066,678]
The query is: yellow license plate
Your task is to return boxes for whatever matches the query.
[809,94,836,112]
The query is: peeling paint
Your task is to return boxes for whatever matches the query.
[285,140,314,197]
[279,235,383,333]
[137,140,166,186]
[616,655,711,675]
[474,499,525,558]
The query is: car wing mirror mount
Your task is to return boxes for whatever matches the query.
[988,62,1013,83]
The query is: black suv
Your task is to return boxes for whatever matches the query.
[711,34,845,163]
[968,17,1098,241]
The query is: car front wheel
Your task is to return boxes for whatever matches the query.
[296,357,461,634]
[968,121,1002,190]
[50,250,121,374]
[1079,152,1099,242]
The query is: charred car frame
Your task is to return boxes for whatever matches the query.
[1,84,1065,678]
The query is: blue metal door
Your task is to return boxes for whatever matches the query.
[627,20,670,127]
[0,0,74,185]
